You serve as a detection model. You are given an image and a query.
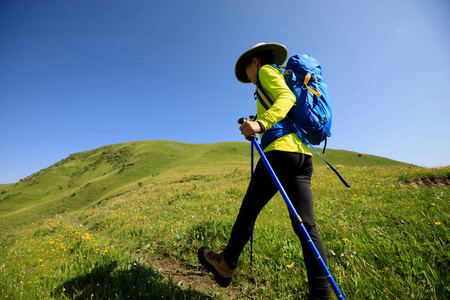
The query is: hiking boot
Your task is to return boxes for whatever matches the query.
[198,247,236,287]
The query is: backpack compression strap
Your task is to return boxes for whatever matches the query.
[304,74,322,97]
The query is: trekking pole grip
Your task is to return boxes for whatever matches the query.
[238,117,257,141]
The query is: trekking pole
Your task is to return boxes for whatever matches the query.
[238,117,345,300]
[250,140,255,266]
[249,115,256,266]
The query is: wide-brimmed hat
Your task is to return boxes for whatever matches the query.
[235,42,288,83]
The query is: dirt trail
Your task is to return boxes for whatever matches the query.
[134,253,242,300]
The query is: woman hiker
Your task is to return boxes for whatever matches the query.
[198,42,330,300]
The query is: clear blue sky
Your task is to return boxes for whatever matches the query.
[1,0,449,183]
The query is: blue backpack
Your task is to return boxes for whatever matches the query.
[255,54,350,187]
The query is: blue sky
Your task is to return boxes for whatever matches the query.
[1,0,449,184]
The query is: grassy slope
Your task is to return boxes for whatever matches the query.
[0,141,248,231]
[0,140,448,299]
[0,140,407,232]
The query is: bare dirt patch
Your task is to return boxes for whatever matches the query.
[405,175,450,187]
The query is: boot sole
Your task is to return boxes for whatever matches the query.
[197,247,232,288]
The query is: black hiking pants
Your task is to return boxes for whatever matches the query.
[223,150,330,299]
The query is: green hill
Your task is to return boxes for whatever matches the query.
[1,140,448,300]
[0,140,407,231]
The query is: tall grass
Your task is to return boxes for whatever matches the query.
[0,142,448,299]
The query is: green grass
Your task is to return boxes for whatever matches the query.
[0,141,252,231]
[0,140,405,232]
[1,141,448,299]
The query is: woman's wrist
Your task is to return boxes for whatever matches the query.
[257,121,265,133]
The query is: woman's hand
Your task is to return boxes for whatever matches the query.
[239,120,261,139]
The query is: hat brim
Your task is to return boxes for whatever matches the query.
[235,43,288,83]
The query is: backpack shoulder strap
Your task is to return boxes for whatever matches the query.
[255,72,274,110]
